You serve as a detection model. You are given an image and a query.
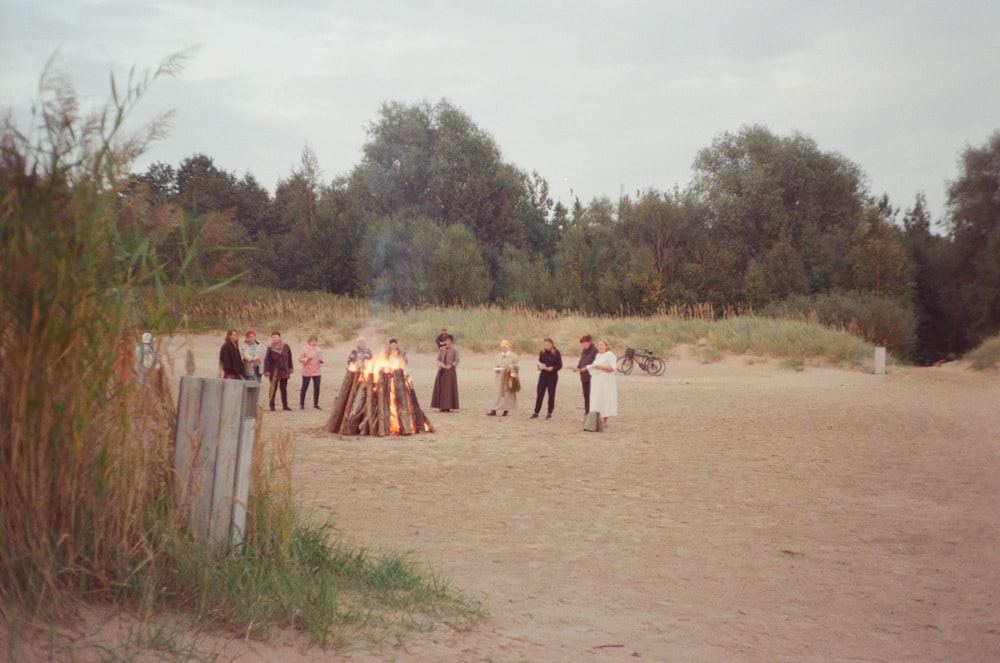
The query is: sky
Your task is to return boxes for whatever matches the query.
[2,1,999,225]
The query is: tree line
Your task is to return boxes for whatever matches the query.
[124,100,1000,364]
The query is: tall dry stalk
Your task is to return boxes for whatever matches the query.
[0,54,187,613]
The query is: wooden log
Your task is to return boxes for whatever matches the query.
[393,369,413,435]
[326,370,357,433]
[336,372,362,434]
[407,382,433,433]
[364,380,375,436]
[344,381,368,435]
[377,372,390,437]
[403,379,418,433]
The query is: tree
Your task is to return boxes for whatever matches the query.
[175,154,239,217]
[427,224,491,305]
[351,99,550,266]
[495,244,558,309]
[620,188,706,303]
[691,125,867,298]
[743,231,809,305]
[272,146,321,288]
[944,131,1000,348]
[551,200,633,313]
[850,197,913,299]
[357,214,438,305]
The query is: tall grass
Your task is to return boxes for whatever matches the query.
[170,286,369,341]
[965,334,1000,370]
[0,54,187,613]
[352,301,874,366]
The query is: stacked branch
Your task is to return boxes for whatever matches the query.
[325,369,433,436]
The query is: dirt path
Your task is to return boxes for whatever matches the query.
[16,332,1000,662]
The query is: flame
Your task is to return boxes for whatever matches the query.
[344,350,417,436]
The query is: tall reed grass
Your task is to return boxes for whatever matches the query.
[965,334,1000,370]
[170,286,369,341]
[0,55,187,613]
[354,301,874,366]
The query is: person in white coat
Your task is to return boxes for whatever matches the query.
[587,339,618,428]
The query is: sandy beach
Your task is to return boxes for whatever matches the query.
[16,331,1000,662]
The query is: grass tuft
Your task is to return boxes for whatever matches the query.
[965,334,1000,370]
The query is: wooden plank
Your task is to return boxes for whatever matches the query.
[174,377,224,545]
[207,379,245,549]
[230,381,259,548]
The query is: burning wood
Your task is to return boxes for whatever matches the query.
[325,355,433,436]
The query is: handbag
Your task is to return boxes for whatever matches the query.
[506,366,520,393]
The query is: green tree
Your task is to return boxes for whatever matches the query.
[427,224,491,305]
[691,125,867,298]
[495,244,558,308]
[743,230,809,305]
[175,153,239,217]
[944,130,1000,348]
[902,194,951,362]
[850,197,913,299]
[351,99,552,273]
[272,146,321,289]
[357,214,438,305]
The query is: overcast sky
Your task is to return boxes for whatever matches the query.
[2,1,998,224]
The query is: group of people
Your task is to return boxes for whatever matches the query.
[220,326,619,427]
[487,334,618,428]
[219,330,324,412]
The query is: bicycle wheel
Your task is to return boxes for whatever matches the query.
[647,357,666,376]
[616,355,634,374]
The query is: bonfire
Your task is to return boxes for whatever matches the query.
[325,350,433,436]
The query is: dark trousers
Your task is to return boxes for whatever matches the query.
[581,378,591,414]
[269,377,289,409]
[534,373,558,414]
[300,375,321,407]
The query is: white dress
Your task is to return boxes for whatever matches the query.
[588,350,618,418]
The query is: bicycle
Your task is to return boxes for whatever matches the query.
[616,347,665,376]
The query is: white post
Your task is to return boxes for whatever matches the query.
[874,347,886,375]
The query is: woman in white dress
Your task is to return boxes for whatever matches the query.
[587,339,618,428]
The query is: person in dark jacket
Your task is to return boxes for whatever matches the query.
[430,334,460,412]
[530,337,562,420]
[575,334,599,414]
[219,329,244,380]
[264,331,294,411]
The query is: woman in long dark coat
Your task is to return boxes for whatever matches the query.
[219,329,244,380]
[430,335,459,412]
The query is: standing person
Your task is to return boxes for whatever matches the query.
[488,340,519,416]
[383,338,407,369]
[242,329,261,381]
[435,328,449,349]
[587,339,618,428]
[298,334,324,409]
[264,331,294,411]
[134,331,157,385]
[575,335,599,414]
[531,337,562,419]
[347,336,372,371]
[430,334,459,412]
[219,329,244,380]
